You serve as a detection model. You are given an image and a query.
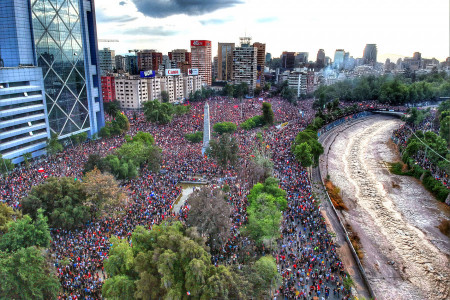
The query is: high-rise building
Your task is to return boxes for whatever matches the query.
[168,49,191,74]
[191,40,212,85]
[333,49,345,69]
[281,52,296,69]
[253,42,266,87]
[316,49,325,68]
[363,44,377,65]
[295,52,309,67]
[1,0,104,154]
[233,37,257,93]
[213,56,219,80]
[115,55,125,71]
[217,42,235,81]
[98,48,115,75]
[124,55,138,75]
[137,50,163,72]
[115,77,148,109]
[101,76,116,102]
[266,53,272,63]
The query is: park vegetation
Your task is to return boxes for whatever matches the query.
[21,169,126,229]
[244,177,287,249]
[213,121,237,135]
[84,131,162,180]
[102,221,281,300]
[291,121,324,168]
[206,133,239,169]
[143,100,191,125]
[99,112,130,138]
[241,102,275,130]
[185,131,203,143]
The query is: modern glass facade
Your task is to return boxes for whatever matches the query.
[31,0,91,137]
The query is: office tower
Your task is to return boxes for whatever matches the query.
[316,49,325,68]
[0,0,51,164]
[363,44,377,65]
[233,37,257,93]
[281,52,296,69]
[266,53,272,64]
[98,48,115,75]
[168,49,191,74]
[191,40,212,85]
[295,52,309,66]
[253,42,266,87]
[124,55,138,75]
[217,42,235,81]
[333,49,345,69]
[213,56,219,80]
[115,55,125,71]
[30,0,104,138]
[1,0,104,164]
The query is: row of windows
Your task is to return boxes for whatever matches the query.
[1,128,48,144]
[2,121,46,133]
[0,137,47,156]
[0,100,44,111]
[0,110,45,122]
[0,81,30,88]
[0,90,42,100]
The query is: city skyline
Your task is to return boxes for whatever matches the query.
[95,0,449,62]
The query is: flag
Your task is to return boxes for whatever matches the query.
[38,168,44,173]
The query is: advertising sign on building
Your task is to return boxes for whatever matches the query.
[190,40,211,47]
[165,69,181,76]
[188,69,199,76]
[140,70,156,78]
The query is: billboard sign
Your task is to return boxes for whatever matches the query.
[165,69,181,76]
[140,70,156,78]
[188,69,199,76]
[190,40,211,47]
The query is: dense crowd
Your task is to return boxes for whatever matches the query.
[0,97,399,299]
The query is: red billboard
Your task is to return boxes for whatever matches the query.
[190,40,211,47]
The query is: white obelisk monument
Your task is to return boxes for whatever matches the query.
[202,102,210,155]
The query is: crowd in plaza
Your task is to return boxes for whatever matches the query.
[0,96,402,299]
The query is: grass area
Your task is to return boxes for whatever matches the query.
[438,219,450,237]
[325,179,348,210]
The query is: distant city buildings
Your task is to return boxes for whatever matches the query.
[217,42,235,81]
[316,49,326,69]
[363,44,377,66]
[253,42,266,87]
[99,48,115,76]
[233,37,258,93]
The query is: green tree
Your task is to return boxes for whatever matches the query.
[262,102,274,125]
[161,91,170,103]
[440,115,450,146]
[0,154,14,174]
[207,134,239,169]
[46,133,63,156]
[246,147,274,186]
[281,86,297,103]
[251,256,282,298]
[185,131,203,143]
[223,84,234,98]
[0,203,21,234]
[0,246,59,299]
[71,131,88,145]
[263,83,271,92]
[213,121,237,135]
[143,100,174,124]
[0,209,50,252]
[104,100,121,117]
[22,177,91,229]
[254,86,262,97]
[99,126,111,138]
[22,152,32,167]
[114,112,130,132]
[83,153,111,174]
[293,142,314,167]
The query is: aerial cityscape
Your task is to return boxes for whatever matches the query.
[0,0,449,299]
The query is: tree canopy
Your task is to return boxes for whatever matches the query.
[143,99,174,124]
[206,134,239,169]
[213,122,237,135]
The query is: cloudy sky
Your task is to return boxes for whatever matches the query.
[95,0,449,62]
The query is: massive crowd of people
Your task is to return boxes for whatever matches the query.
[0,96,402,299]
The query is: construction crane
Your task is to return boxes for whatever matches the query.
[98,39,119,43]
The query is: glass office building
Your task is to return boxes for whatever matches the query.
[30,0,104,138]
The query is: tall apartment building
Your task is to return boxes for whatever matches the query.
[115,77,148,109]
[161,73,184,103]
[233,37,257,93]
[101,76,116,102]
[99,48,115,75]
[115,55,125,71]
[295,52,309,66]
[363,44,377,66]
[217,42,235,81]
[253,42,266,87]
[213,56,219,80]
[169,49,192,74]
[137,50,163,72]
[316,49,326,68]
[191,40,212,85]
[288,72,307,97]
[184,73,202,98]
[1,0,104,163]
[147,77,162,101]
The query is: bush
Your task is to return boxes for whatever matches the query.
[185,131,203,143]
[241,115,264,130]
[422,173,450,202]
[213,122,237,135]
